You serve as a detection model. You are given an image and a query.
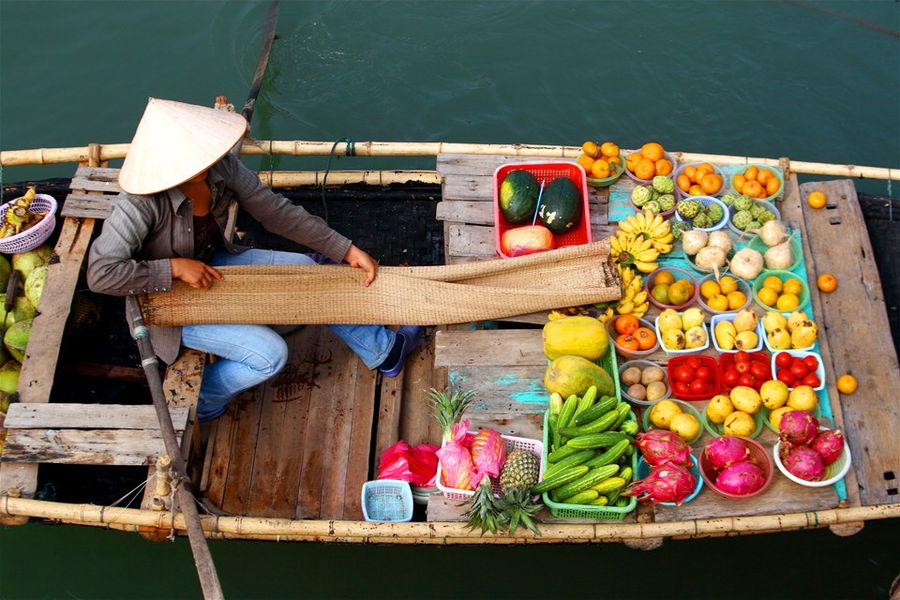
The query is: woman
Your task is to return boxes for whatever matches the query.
[88,98,422,421]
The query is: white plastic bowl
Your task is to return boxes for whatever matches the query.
[773,432,851,488]
[654,315,709,356]
[675,196,729,232]
[618,359,670,406]
[710,312,765,353]
[769,350,826,391]
[727,199,781,237]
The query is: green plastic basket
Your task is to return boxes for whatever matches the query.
[586,160,626,188]
[752,270,810,312]
[601,342,621,402]
[747,234,803,273]
[541,410,638,520]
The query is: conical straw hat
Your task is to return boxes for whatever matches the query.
[119,98,248,195]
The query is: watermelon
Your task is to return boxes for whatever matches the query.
[539,177,581,233]
[499,170,539,224]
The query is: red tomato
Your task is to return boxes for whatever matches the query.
[695,366,713,381]
[803,355,819,371]
[735,358,750,374]
[616,334,641,351]
[615,314,640,336]
[775,352,793,368]
[790,358,809,378]
[674,365,695,383]
[738,373,757,388]
[690,379,707,394]
[673,381,690,396]
[723,368,740,387]
[687,357,702,369]
[777,369,796,387]
[802,373,821,388]
[750,361,769,380]
[751,352,768,364]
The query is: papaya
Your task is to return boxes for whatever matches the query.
[501,225,554,257]
[544,355,615,399]
[542,316,609,361]
[499,170,540,224]
[539,177,581,233]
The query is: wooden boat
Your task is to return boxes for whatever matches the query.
[0,139,898,548]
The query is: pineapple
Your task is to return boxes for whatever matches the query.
[496,488,542,536]
[427,387,475,441]
[463,476,502,535]
[499,450,540,493]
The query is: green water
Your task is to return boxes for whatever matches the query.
[1,1,899,598]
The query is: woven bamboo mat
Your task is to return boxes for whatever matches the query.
[140,241,621,326]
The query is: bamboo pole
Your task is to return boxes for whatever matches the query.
[2,141,898,181]
[258,170,441,186]
[2,495,897,543]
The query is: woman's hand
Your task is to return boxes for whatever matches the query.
[170,258,224,290]
[343,244,378,286]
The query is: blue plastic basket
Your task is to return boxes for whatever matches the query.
[361,480,414,522]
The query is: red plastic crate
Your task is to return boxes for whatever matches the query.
[667,355,722,401]
[493,162,592,258]
[718,351,771,392]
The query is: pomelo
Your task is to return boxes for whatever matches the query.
[25,265,47,309]
[0,360,20,394]
[4,318,31,362]
[12,245,51,281]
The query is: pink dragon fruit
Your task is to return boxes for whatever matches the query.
[778,410,820,445]
[715,460,767,495]
[436,421,477,490]
[705,436,750,471]
[623,463,697,505]
[635,429,693,467]
[811,429,845,466]
[783,445,826,482]
[470,429,507,479]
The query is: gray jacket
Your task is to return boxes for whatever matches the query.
[87,153,352,364]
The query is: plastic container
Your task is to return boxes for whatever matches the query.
[710,312,765,353]
[493,162,592,259]
[747,233,803,272]
[642,399,704,446]
[667,355,721,401]
[727,199,781,238]
[541,410,638,520]
[718,351,771,393]
[606,315,659,359]
[618,359,669,406]
[674,196,729,232]
[635,454,704,506]
[436,432,544,500]
[699,436,774,499]
[624,150,678,185]
[728,164,784,203]
[696,274,752,314]
[586,160,626,188]
[761,312,817,353]
[763,404,823,434]
[700,405,765,439]
[673,162,727,199]
[361,480,414,522]
[645,266,700,311]
[410,485,438,506]
[770,350,826,391]
[654,316,709,356]
[0,194,57,254]
[773,429,852,488]
[752,270,810,312]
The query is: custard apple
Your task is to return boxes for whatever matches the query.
[758,209,776,224]
[658,194,676,211]
[732,209,754,230]
[734,195,754,212]
[677,200,702,218]
[644,200,662,214]
[631,185,652,207]
[652,176,675,195]
[693,213,713,229]
[704,203,724,225]
[671,220,692,241]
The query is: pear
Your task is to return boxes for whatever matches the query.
[760,380,789,410]
[735,330,759,350]
[715,320,737,350]
[682,307,705,330]
[684,326,707,349]
[763,310,788,333]
[662,328,685,350]
[790,320,818,348]
[730,386,762,414]
[767,327,791,350]
[706,394,735,424]
[787,310,809,332]
[658,309,682,334]
[732,309,758,333]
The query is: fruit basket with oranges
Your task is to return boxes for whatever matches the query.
[624,142,677,184]
[576,141,626,187]
[674,162,726,198]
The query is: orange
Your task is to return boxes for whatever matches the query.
[732,174,746,193]
[776,293,800,310]
[608,156,622,166]
[684,165,697,181]
[655,158,674,176]
[718,276,738,294]
[763,275,783,292]
[641,142,665,162]
[655,271,675,286]
[817,273,837,293]
[600,142,619,158]
[676,174,692,193]
[634,327,657,350]
[635,158,656,180]
[700,280,721,299]
[697,162,715,173]
[766,177,780,196]
[757,169,773,185]
[626,151,642,172]
[757,286,778,307]
[807,191,827,209]
[615,314,640,335]
[783,278,803,295]
[689,184,703,196]
[707,294,729,312]
[582,141,599,158]
[726,290,747,310]
[577,154,595,173]
[742,180,763,198]
[836,374,858,395]
[700,173,721,194]
[744,165,759,181]
[591,158,611,179]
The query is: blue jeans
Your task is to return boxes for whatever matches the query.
[182,249,396,421]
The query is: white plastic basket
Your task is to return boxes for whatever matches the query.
[435,432,544,501]
[361,479,414,522]
[0,194,57,253]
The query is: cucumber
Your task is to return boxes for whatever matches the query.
[543,449,596,479]
[591,476,626,495]
[572,385,598,421]
[547,445,579,464]
[573,395,617,425]
[560,489,599,506]
[548,413,560,451]
[549,392,564,415]
[531,465,589,495]
[619,466,634,484]
[590,496,610,506]
[551,464,620,500]
[565,431,628,450]
[619,419,639,435]
[560,409,619,437]
[611,403,632,430]
[606,489,621,505]
[583,439,630,468]
[557,394,579,430]
[615,497,629,507]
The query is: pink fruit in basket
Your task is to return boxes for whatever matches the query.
[715,460,767,495]
[778,410,820,445]
[470,429,507,478]
[623,463,697,505]
[783,445,826,482]
[810,429,845,466]
[705,436,750,471]
[635,429,693,467]
[436,422,477,490]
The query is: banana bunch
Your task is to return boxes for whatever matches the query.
[0,187,45,238]
[547,306,590,321]
[596,306,615,323]
[610,230,659,273]
[618,209,675,254]
[616,267,649,318]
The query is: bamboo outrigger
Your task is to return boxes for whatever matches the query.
[0,139,898,547]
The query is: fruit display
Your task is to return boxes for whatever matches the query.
[542,315,609,361]
[611,209,675,273]
[774,412,848,484]
[625,142,674,182]
[701,437,770,496]
[619,361,667,403]
[712,309,760,352]
[630,176,676,214]
[755,274,805,311]
[699,275,748,312]
[577,140,623,181]
[730,165,782,200]
[762,309,818,350]
[725,193,778,232]
[0,187,50,239]
[675,197,726,230]
[718,351,771,392]
[675,162,724,197]
[656,307,708,352]
[615,267,650,318]
[646,399,702,443]
[609,314,657,356]
[648,269,696,309]
[668,355,720,400]
[773,351,823,389]
[625,459,698,505]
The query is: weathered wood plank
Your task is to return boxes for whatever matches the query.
[69,166,123,194]
[60,193,117,219]
[1,428,183,466]
[437,153,573,177]
[398,330,443,447]
[203,401,237,508]
[435,329,546,367]
[446,223,494,258]
[219,384,266,515]
[436,200,608,227]
[343,360,378,519]
[374,372,403,474]
[448,366,549,413]
[4,404,189,431]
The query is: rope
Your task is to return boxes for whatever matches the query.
[107,473,154,508]
[318,136,356,245]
